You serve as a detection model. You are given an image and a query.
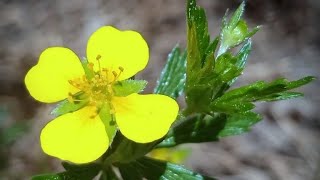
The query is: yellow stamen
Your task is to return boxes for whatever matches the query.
[68,57,125,108]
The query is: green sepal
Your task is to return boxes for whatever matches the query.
[99,104,118,145]
[154,45,187,99]
[218,2,260,56]
[81,57,94,80]
[103,132,160,165]
[117,156,216,180]
[31,162,101,180]
[113,80,147,97]
[51,93,88,117]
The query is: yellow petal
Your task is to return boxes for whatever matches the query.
[112,93,179,143]
[86,26,149,80]
[25,47,85,103]
[40,106,109,164]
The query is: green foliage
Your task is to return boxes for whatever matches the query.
[184,0,257,114]
[103,132,160,165]
[113,80,147,96]
[117,156,215,180]
[99,167,118,180]
[211,76,315,114]
[154,45,187,99]
[218,2,259,56]
[158,112,261,148]
[32,162,101,180]
[185,0,215,113]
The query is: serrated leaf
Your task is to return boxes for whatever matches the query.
[217,112,262,137]
[185,0,257,115]
[187,0,210,68]
[158,111,261,148]
[51,93,88,117]
[228,2,245,28]
[113,80,147,97]
[154,45,187,99]
[118,156,215,180]
[185,51,244,114]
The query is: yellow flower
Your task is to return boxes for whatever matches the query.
[25,26,179,164]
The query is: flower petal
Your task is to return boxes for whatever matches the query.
[87,26,149,80]
[40,106,109,164]
[25,47,85,103]
[112,93,179,143]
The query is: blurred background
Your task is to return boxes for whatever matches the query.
[0,0,319,179]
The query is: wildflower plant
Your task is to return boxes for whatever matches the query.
[30,0,314,179]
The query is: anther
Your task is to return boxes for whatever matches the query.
[96,55,102,61]
[119,66,124,72]
[88,63,94,70]
[112,71,118,77]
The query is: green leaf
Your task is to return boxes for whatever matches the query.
[32,173,65,180]
[158,112,261,148]
[61,162,101,178]
[117,156,215,180]
[32,162,101,180]
[103,132,160,165]
[154,45,187,99]
[218,2,260,56]
[217,112,262,137]
[100,167,119,180]
[185,0,256,115]
[187,0,210,70]
[211,76,315,113]
[185,48,245,114]
[113,80,147,97]
[51,93,88,117]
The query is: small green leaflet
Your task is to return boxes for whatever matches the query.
[31,162,101,180]
[113,80,147,97]
[154,45,187,99]
[117,156,215,180]
[217,2,259,57]
[211,76,316,113]
[157,112,261,148]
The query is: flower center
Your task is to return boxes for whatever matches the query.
[68,55,124,108]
